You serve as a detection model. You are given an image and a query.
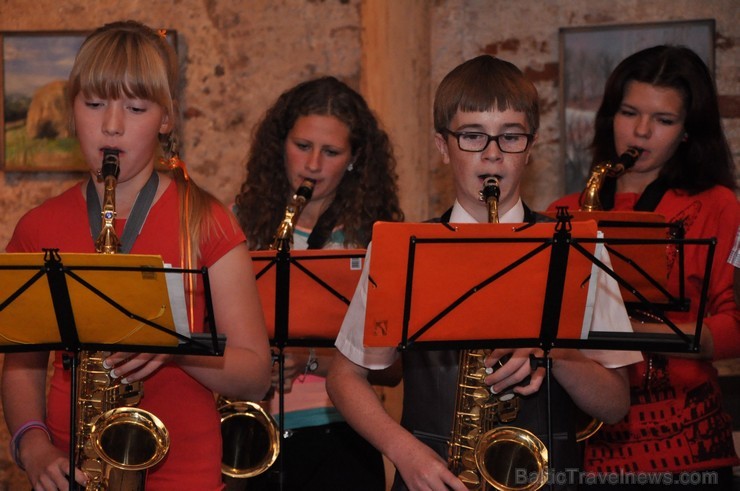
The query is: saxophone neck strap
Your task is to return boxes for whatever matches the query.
[599,176,669,212]
[306,205,340,249]
[86,171,160,254]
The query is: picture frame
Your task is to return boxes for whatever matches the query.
[1,31,87,171]
[1,29,178,172]
[558,19,715,195]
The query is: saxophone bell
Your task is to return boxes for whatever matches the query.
[218,397,280,478]
[448,351,548,491]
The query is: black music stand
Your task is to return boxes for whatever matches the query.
[541,209,689,313]
[363,209,714,489]
[0,249,224,491]
[248,248,366,491]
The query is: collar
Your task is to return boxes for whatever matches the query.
[450,198,525,224]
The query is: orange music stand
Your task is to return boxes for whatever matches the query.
[249,248,366,491]
[364,218,596,351]
[251,249,366,346]
[0,249,224,491]
[363,209,713,354]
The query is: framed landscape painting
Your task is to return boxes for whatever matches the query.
[1,31,87,171]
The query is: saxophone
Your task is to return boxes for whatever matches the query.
[270,178,316,251]
[574,147,641,441]
[218,178,315,480]
[447,176,548,491]
[76,149,170,490]
[579,148,642,211]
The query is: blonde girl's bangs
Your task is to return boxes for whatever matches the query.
[69,29,174,117]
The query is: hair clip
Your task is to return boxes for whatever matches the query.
[160,154,189,181]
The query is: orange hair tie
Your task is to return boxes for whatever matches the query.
[157,29,167,39]
[161,154,190,181]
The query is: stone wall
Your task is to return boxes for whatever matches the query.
[0,1,738,489]
[1,0,738,245]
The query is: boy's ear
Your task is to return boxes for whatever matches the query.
[524,133,539,165]
[434,132,451,164]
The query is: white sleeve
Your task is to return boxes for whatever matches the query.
[334,243,398,369]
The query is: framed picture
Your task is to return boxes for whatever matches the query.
[558,19,715,194]
[1,31,87,171]
[1,29,177,172]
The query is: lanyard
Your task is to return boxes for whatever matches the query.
[86,172,160,254]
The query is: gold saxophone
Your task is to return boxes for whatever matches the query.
[218,178,315,481]
[76,149,170,490]
[579,148,642,211]
[447,176,548,491]
[270,178,316,251]
[574,147,641,441]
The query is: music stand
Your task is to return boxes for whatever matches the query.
[362,209,715,488]
[249,248,366,490]
[364,211,713,353]
[542,209,687,312]
[0,249,224,491]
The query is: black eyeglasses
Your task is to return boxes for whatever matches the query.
[443,129,533,153]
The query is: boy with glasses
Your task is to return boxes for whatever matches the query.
[326,55,641,491]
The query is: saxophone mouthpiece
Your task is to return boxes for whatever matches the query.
[482,176,500,202]
[295,178,316,201]
[101,149,121,179]
[270,178,317,251]
[618,148,642,171]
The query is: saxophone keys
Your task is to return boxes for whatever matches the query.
[458,468,481,489]
[471,387,489,405]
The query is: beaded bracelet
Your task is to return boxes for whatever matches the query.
[10,420,52,470]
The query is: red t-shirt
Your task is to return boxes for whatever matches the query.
[6,179,245,490]
[549,185,740,473]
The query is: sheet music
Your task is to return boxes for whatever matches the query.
[164,264,191,339]
[580,232,603,338]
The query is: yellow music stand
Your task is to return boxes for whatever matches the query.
[0,249,222,354]
[0,249,224,491]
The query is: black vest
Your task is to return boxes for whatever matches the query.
[391,203,579,491]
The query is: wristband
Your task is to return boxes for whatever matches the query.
[10,420,52,470]
[305,348,318,374]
